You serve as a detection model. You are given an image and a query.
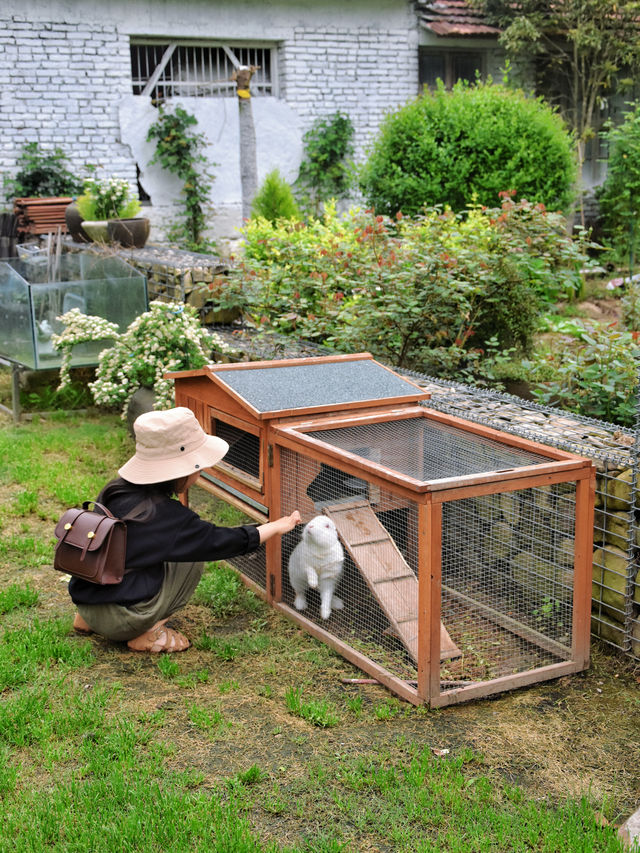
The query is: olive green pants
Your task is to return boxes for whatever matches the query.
[76,561,204,642]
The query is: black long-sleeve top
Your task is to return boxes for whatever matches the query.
[68,490,260,606]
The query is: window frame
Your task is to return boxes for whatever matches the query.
[418,47,486,91]
[130,38,279,99]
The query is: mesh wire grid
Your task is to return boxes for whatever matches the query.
[398,369,640,662]
[279,446,421,682]
[309,416,553,482]
[277,430,579,695]
[440,483,576,689]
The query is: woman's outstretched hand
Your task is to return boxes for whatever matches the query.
[257,510,301,544]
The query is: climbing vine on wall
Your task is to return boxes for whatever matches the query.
[295,112,355,216]
[147,106,216,253]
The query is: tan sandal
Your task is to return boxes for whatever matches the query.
[127,625,190,653]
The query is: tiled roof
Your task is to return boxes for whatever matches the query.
[415,1,502,37]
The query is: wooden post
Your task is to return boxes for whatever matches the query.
[417,500,442,704]
[265,436,283,603]
[231,65,259,221]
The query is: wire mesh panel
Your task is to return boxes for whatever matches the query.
[228,547,267,594]
[439,483,576,692]
[279,447,421,683]
[405,369,639,661]
[310,417,553,482]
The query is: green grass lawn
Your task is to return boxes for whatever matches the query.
[0,412,638,852]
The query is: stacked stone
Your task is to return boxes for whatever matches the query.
[117,246,238,325]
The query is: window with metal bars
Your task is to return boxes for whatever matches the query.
[130,40,276,99]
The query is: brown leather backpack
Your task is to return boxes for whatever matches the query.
[54,501,126,585]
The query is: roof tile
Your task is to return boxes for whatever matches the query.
[415,0,501,37]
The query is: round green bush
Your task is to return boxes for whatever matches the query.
[360,81,576,216]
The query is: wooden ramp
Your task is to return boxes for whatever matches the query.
[323,499,461,663]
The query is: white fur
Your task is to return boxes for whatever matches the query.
[288,515,344,620]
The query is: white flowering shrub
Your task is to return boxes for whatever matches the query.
[76,176,141,221]
[52,309,119,391]
[54,301,229,415]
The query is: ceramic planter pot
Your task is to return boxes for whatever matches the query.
[65,202,90,243]
[107,217,150,249]
[80,220,110,243]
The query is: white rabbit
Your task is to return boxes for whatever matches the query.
[288,515,344,620]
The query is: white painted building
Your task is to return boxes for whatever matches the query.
[0,0,507,244]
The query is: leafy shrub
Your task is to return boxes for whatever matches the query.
[4,142,83,199]
[360,80,576,216]
[236,197,589,371]
[296,112,355,215]
[597,102,640,273]
[53,301,227,414]
[147,105,216,253]
[529,322,639,426]
[75,175,141,221]
[251,169,300,222]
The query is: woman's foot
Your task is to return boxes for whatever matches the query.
[127,622,190,653]
[73,613,93,634]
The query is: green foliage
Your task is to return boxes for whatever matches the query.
[0,583,38,614]
[529,321,639,425]
[251,169,300,222]
[360,80,576,217]
[296,112,355,215]
[597,102,640,274]
[284,687,340,728]
[75,174,141,221]
[4,141,82,199]
[622,282,640,332]
[479,0,640,145]
[237,198,589,371]
[88,301,212,413]
[147,105,216,253]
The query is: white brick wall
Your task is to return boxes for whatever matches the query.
[281,25,419,159]
[0,16,137,203]
[0,2,420,234]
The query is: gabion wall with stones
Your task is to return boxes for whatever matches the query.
[402,371,640,662]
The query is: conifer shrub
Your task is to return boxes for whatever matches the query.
[251,169,300,223]
[360,81,576,216]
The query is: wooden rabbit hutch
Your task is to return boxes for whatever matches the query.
[171,354,595,707]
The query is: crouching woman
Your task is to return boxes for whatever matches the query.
[70,407,300,653]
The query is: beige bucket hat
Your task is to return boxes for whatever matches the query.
[119,407,229,485]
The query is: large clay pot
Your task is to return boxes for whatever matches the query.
[107,217,150,249]
[64,202,90,243]
[81,220,110,243]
